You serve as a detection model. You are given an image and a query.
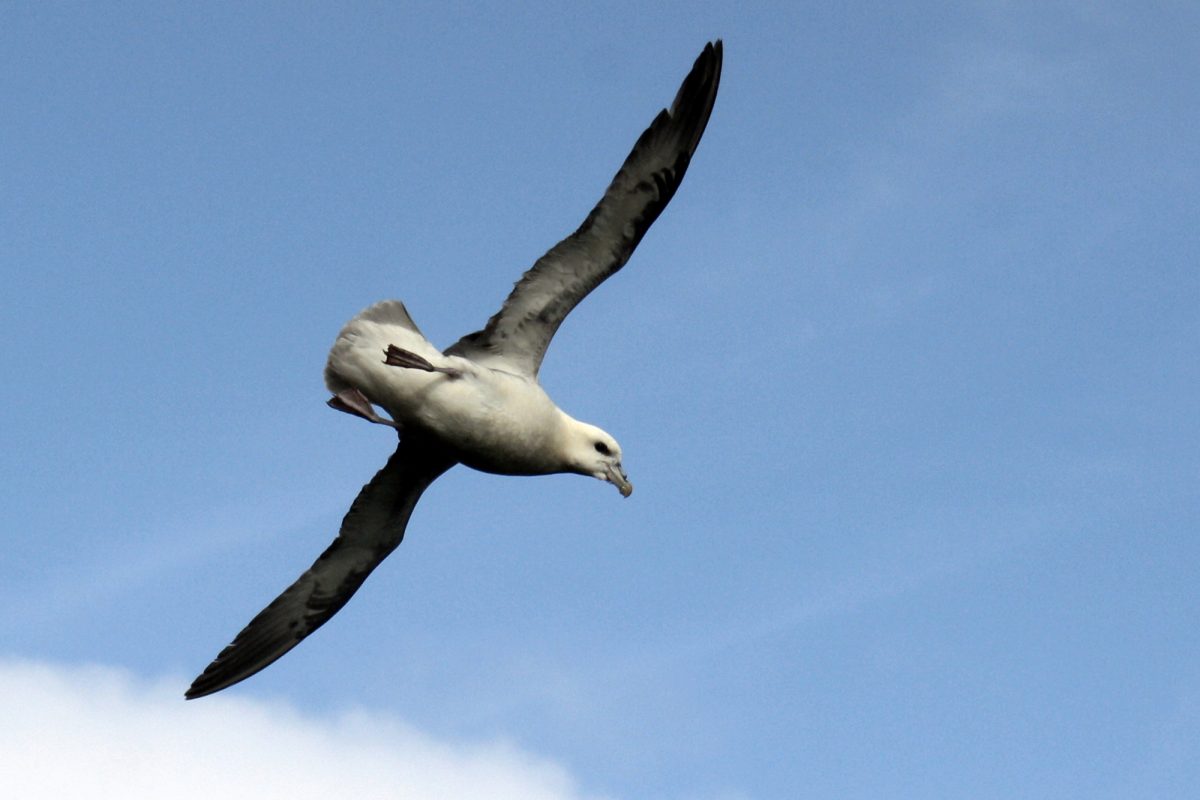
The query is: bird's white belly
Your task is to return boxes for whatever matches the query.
[382,364,564,475]
[324,300,568,475]
[326,309,564,472]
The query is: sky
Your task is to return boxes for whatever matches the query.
[1,2,1197,798]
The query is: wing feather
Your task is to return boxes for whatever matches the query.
[185,438,455,699]
[447,41,722,376]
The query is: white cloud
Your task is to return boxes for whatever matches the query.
[0,657,608,800]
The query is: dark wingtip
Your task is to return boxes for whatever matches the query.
[617,39,723,250]
[184,673,221,700]
[656,39,722,167]
[184,659,223,700]
[185,653,252,699]
[672,39,722,116]
[184,643,264,700]
[184,669,251,699]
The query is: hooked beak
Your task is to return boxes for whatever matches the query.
[605,463,633,498]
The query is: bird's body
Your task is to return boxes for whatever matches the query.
[187,41,722,699]
[325,299,577,476]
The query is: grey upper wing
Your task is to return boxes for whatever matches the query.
[185,437,455,699]
[446,41,722,377]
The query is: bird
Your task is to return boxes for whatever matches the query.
[186,40,722,699]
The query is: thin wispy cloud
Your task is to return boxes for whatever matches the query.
[0,493,337,636]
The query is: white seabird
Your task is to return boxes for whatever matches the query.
[186,41,722,699]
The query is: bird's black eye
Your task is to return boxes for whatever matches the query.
[594,442,611,455]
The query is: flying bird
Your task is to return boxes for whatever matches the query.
[187,40,722,699]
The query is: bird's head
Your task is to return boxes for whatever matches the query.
[563,420,633,497]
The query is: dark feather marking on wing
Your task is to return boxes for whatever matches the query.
[447,41,722,377]
[185,437,455,699]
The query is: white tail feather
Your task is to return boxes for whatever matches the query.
[324,300,443,395]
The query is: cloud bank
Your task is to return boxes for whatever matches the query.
[0,658,606,800]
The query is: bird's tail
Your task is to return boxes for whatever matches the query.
[324,300,442,395]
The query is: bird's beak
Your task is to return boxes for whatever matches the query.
[605,463,633,498]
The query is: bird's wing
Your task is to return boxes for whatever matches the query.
[446,40,722,377]
[186,437,456,699]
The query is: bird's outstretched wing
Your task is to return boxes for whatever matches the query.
[447,40,722,377]
[186,438,456,699]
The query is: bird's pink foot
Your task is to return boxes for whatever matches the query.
[326,388,398,428]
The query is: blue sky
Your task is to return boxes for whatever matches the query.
[2,2,1197,798]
